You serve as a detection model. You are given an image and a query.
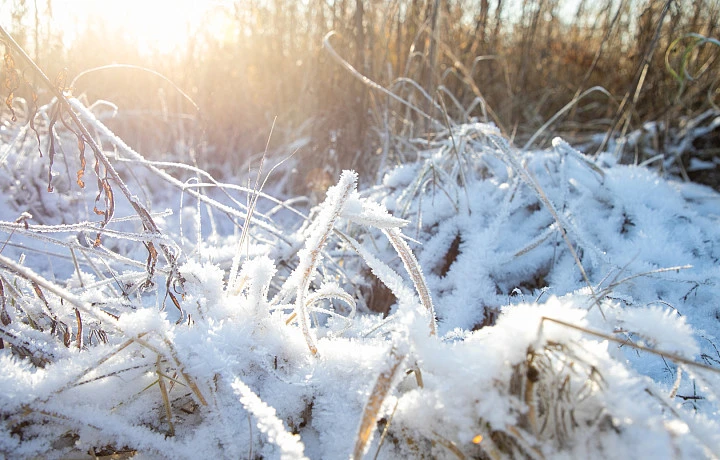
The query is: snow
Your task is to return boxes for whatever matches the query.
[0,100,719,459]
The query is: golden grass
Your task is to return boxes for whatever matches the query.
[2,1,717,183]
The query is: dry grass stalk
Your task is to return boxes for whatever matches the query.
[353,346,406,460]
[161,337,209,406]
[372,400,399,460]
[156,355,175,437]
[227,119,276,293]
[430,431,466,459]
[540,316,719,375]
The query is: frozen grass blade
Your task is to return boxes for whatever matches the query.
[437,92,471,214]
[383,228,436,336]
[323,31,440,128]
[290,170,356,355]
[0,253,117,327]
[337,231,416,306]
[522,87,612,150]
[161,337,208,407]
[487,134,596,299]
[228,118,275,293]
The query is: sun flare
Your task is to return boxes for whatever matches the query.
[52,0,231,55]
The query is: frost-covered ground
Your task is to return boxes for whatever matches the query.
[0,101,719,459]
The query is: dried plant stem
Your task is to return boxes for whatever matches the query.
[72,101,293,246]
[0,253,115,327]
[162,337,208,406]
[74,308,82,349]
[598,0,673,156]
[372,400,398,460]
[522,86,612,150]
[0,26,176,268]
[353,346,406,460]
[437,92,471,213]
[323,31,439,127]
[540,317,719,374]
[70,64,199,112]
[383,228,436,336]
[47,336,141,400]
[156,355,175,436]
[228,118,275,292]
[431,431,467,459]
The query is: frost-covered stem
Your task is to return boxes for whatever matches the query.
[669,367,682,399]
[295,171,357,355]
[489,134,595,296]
[70,100,292,247]
[0,253,114,328]
[161,337,208,406]
[0,26,174,262]
[323,31,441,127]
[231,376,308,460]
[383,228,437,336]
[336,231,416,309]
[228,123,274,293]
[353,346,406,460]
[541,317,718,373]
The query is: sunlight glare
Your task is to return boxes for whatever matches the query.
[52,0,231,55]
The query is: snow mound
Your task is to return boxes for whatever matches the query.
[0,108,719,458]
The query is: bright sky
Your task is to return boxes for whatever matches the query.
[47,0,235,55]
[2,0,592,56]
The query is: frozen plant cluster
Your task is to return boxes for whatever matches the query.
[0,101,719,459]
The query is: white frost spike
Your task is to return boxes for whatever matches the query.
[342,192,409,229]
[293,170,357,355]
[232,378,308,460]
[234,256,277,317]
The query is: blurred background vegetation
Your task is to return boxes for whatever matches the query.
[1,0,719,189]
